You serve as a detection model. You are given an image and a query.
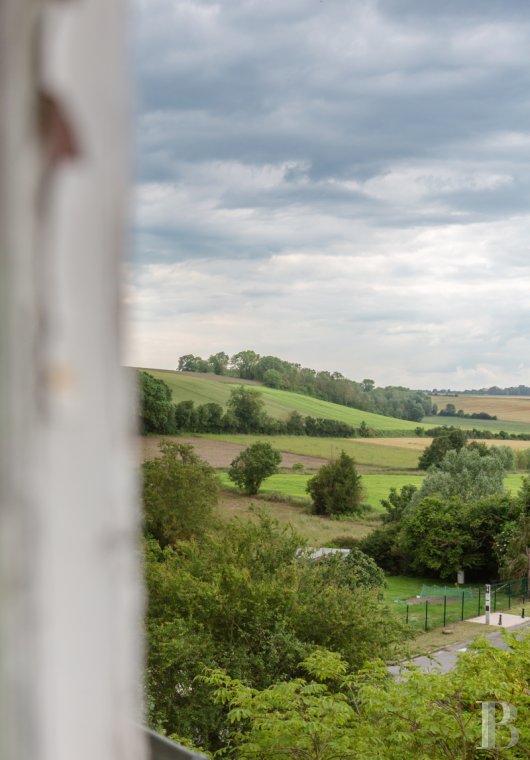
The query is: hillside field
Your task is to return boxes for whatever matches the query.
[422,415,530,434]
[199,433,422,469]
[143,368,429,433]
[432,394,530,423]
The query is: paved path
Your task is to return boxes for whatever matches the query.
[389,619,530,677]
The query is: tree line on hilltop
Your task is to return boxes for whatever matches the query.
[433,384,530,396]
[177,349,435,421]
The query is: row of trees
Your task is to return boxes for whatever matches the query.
[177,349,436,421]
[140,371,370,437]
[437,402,497,420]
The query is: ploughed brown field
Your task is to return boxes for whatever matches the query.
[139,435,328,470]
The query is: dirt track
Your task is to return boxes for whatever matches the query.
[139,435,328,470]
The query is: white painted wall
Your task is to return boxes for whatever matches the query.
[0,2,146,759]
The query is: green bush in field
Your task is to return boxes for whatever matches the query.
[142,442,219,545]
[306,451,365,517]
[228,441,282,494]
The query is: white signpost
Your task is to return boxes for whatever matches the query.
[485,584,491,625]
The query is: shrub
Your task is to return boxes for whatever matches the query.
[306,451,365,517]
[228,441,282,495]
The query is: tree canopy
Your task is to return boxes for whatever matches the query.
[228,442,282,494]
[306,451,365,516]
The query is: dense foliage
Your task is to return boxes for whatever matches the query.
[228,442,282,494]
[142,442,219,545]
[177,349,435,421]
[202,637,530,758]
[306,451,366,517]
[361,453,523,580]
[145,515,408,750]
[139,370,174,433]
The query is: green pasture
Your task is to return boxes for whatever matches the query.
[219,470,526,511]
[423,415,530,434]
[144,368,430,433]
[219,471,425,510]
[203,434,421,469]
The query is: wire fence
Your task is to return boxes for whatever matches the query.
[398,577,529,631]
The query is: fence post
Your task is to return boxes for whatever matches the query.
[494,587,497,612]
[424,600,429,631]
[461,591,465,621]
[405,605,409,625]
[508,585,512,610]
[478,586,481,616]
[443,596,447,627]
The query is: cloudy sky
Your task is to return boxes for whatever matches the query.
[129,0,530,389]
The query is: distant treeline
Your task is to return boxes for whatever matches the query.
[420,424,530,442]
[140,371,376,438]
[433,385,530,396]
[177,350,435,422]
[436,402,497,420]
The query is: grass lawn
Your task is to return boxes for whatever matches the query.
[203,434,421,469]
[219,471,526,511]
[385,575,483,631]
[217,491,375,545]
[142,368,431,433]
[218,471,427,510]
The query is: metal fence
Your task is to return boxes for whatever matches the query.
[401,578,529,632]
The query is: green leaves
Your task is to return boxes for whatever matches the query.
[228,441,282,494]
[306,451,366,517]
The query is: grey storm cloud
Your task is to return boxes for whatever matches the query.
[128,0,530,388]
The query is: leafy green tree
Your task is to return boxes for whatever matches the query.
[177,353,210,372]
[227,385,266,433]
[229,350,260,379]
[399,496,469,579]
[286,410,306,435]
[418,428,467,469]
[203,636,530,759]
[139,371,174,433]
[306,451,365,516]
[311,548,386,591]
[228,442,282,494]
[142,442,219,545]
[262,368,283,388]
[196,402,224,432]
[208,351,229,375]
[174,399,197,431]
[412,446,512,505]
[381,483,417,523]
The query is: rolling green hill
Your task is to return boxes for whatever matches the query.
[143,369,430,434]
